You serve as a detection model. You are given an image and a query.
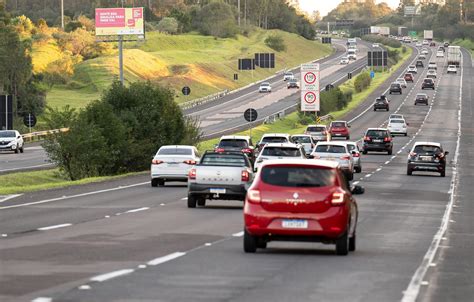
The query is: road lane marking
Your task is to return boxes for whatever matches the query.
[401,48,464,302]
[90,269,135,282]
[232,231,244,237]
[31,298,52,302]
[78,285,91,290]
[0,194,23,203]
[385,161,390,165]
[147,252,186,266]
[0,182,149,210]
[37,223,72,231]
[125,207,149,213]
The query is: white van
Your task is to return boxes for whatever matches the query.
[348,49,357,60]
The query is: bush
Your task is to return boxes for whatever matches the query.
[362,34,402,48]
[265,34,286,52]
[354,72,371,93]
[196,1,238,38]
[157,17,178,34]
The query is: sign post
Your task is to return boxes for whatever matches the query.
[244,108,258,138]
[300,63,320,122]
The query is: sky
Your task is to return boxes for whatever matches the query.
[298,0,400,17]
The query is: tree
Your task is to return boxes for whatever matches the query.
[157,17,179,34]
[196,1,238,38]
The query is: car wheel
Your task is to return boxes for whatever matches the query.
[387,148,392,155]
[387,107,390,111]
[197,198,206,207]
[20,146,24,153]
[404,133,408,137]
[349,232,356,252]
[362,150,367,155]
[389,92,392,94]
[244,230,257,253]
[440,170,446,177]
[355,166,362,173]
[187,194,197,208]
[407,167,413,175]
[14,148,19,154]
[373,108,376,111]
[158,180,165,187]
[347,172,354,181]
[256,239,267,249]
[151,179,158,187]
[335,231,349,256]
[346,136,350,140]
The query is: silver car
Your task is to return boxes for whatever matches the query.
[151,145,200,187]
[342,141,362,173]
[305,124,329,142]
[311,142,354,180]
[255,143,306,171]
[291,134,315,154]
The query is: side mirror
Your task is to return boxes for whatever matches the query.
[214,144,218,149]
[348,125,351,128]
[17,136,21,139]
[444,151,449,155]
[307,154,314,159]
[406,123,410,126]
[351,150,356,155]
[351,185,365,195]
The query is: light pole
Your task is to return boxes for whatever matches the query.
[238,0,241,27]
[61,0,64,29]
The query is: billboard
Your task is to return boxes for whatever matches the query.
[0,95,13,130]
[254,53,275,68]
[95,7,144,36]
[300,63,320,112]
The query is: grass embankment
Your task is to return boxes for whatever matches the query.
[453,38,474,57]
[44,30,332,109]
[0,169,144,195]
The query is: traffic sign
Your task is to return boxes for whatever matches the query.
[316,116,321,124]
[300,63,320,111]
[370,71,375,79]
[23,113,36,128]
[182,86,191,96]
[244,108,258,122]
[409,31,417,37]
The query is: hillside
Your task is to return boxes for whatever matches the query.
[42,29,332,109]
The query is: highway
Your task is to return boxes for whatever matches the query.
[0,39,363,174]
[0,46,472,302]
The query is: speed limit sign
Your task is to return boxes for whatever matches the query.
[300,63,320,111]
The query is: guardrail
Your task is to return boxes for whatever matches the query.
[22,128,69,142]
[179,90,229,110]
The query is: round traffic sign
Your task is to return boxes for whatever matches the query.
[303,72,317,84]
[244,108,258,122]
[182,86,191,96]
[303,92,317,104]
[23,113,37,128]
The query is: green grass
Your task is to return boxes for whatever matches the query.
[453,38,474,57]
[43,29,332,109]
[0,169,145,195]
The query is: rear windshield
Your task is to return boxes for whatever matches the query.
[306,126,325,132]
[158,148,192,155]
[201,154,247,166]
[262,147,301,157]
[346,144,357,152]
[261,166,335,187]
[391,84,400,87]
[261,137,288,144]
[413,145,441,155]
[218,139,248,148]
[0,131,16,138]
[331,122,346,128]
[315,145,346,153]
[366,130,388,138]
[390,115,403,119]
[390,119,404,124]
[292,136,311,144]
[417,94,427,98]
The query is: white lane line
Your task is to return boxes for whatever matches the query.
[181,197,188,200]
[0,181,149,210]
[385,161,390,165]
[352,181,360,185]
[37,223,72,231]
[31,298,52,302]
[78,285,91,290]
[401,49,464,302]
[365,174,372,178]
[376,168,382,172]
[0,194,23,203]
[147,252,186,266]
[125,207,149,213]
[90,269,135,282]
[232,231,244,237]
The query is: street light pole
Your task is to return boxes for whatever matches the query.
[61,0,64,29]
[238,0,241,27]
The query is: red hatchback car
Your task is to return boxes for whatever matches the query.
[328,121,351,140]
[404,73,414,83]
[243,159,364,255]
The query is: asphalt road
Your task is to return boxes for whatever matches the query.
[1,46,472,302]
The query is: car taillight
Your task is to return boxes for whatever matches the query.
[340,155,351,160]
[188,168,196,180]
[384,137,392,142]
[247,189,261,203]
[364,136,371,142]
[352,153,360,157]
[322,131,327,135]
[215,148,225,153]
[409,152,417,157]
[183,160,196,165]
[241,170,250,182]
[331,191,345,206]
[241,148,252,154]
[152,159,164,165]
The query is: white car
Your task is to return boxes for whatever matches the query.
[291,134,315,154]
[311,142,354,180]
[254,143,306,171]
[389,114,405,120]
[151,145,200,187]
[387,119,408,136]
[416,42,422,47]
[0,130,24,153]
[422,40,429,46]
[421,49,429,55]
[342,141,362,173]
[407,65,418,74]
[447,65,457,74]
[257,133,291,151]
[283,72,294,81]
[436,51,444,58]
[372,43,380,48]
[419,54,427,60]
[340,56,349,64]
[428,62,437,70]
[396,78,408,88]
[259,82,272,93]
[427,69,437,79]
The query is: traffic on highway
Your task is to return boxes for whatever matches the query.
[1,17,473,302]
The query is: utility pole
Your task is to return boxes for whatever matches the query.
[244,0,247,26]
[238,0,241,27]
[61,0,64,29]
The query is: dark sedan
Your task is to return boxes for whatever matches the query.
[415,93,429,106]
[422,78,435,90]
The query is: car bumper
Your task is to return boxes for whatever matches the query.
[408,162,444,172]
[188,183,247,200]
[388,128,407,134]
[363,143,392,151]
[330,133,349,138]
[374,105,389,110]
[244,203,349,240]
[0,144,16,150]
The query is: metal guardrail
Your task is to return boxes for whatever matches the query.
[179,90,229,110]
[22,128,69,142]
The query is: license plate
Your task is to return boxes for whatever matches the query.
[335,133,342,136]
[421,156,432,161]
[210,188,226,194]
[282,219,308,229]
[167,162,179,165]
[373,139,382,143]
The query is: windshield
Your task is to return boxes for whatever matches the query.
[261,166,335,188]
[292,136,311,144]
[218,139,248,148]
[201,154,247,166]
[261,147,301,157]
[331,122,346,128]
[261,83,270,86]
[390,119,405,124]
[315,145,346,153]
[413,145,442,155]
[0,131,16,138]
[366,130,388,138]
[158,148,192,155]
[261,137,288,144]
[307,126,325,132]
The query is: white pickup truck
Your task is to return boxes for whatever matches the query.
[187,151,254,208]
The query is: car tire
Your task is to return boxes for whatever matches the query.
[256,239,267,249]
[158,180,165,187]
[187,194,197,208]
[407,167,413,176]
[387,107,389,111]
[373,108,376,111]
[20,146,24,153]
[404,133,408,137]
[440,170,446,177]
[388,148,392,155]
[355,166,362,173]
[335,231,349,256]
[14,148,19,154]
[151,179,158,187]
[197,198,206,207]
[362,150,367,155]
[349,232,356,252]
[244,230,257,253]
[347,172,354,181]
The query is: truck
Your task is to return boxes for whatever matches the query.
[447,46,461,66]
[424,30,433,40]
[379,27,390,36]
[398,27,408,37]
[187,151,254,207]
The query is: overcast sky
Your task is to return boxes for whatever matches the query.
[299,0,400,17]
